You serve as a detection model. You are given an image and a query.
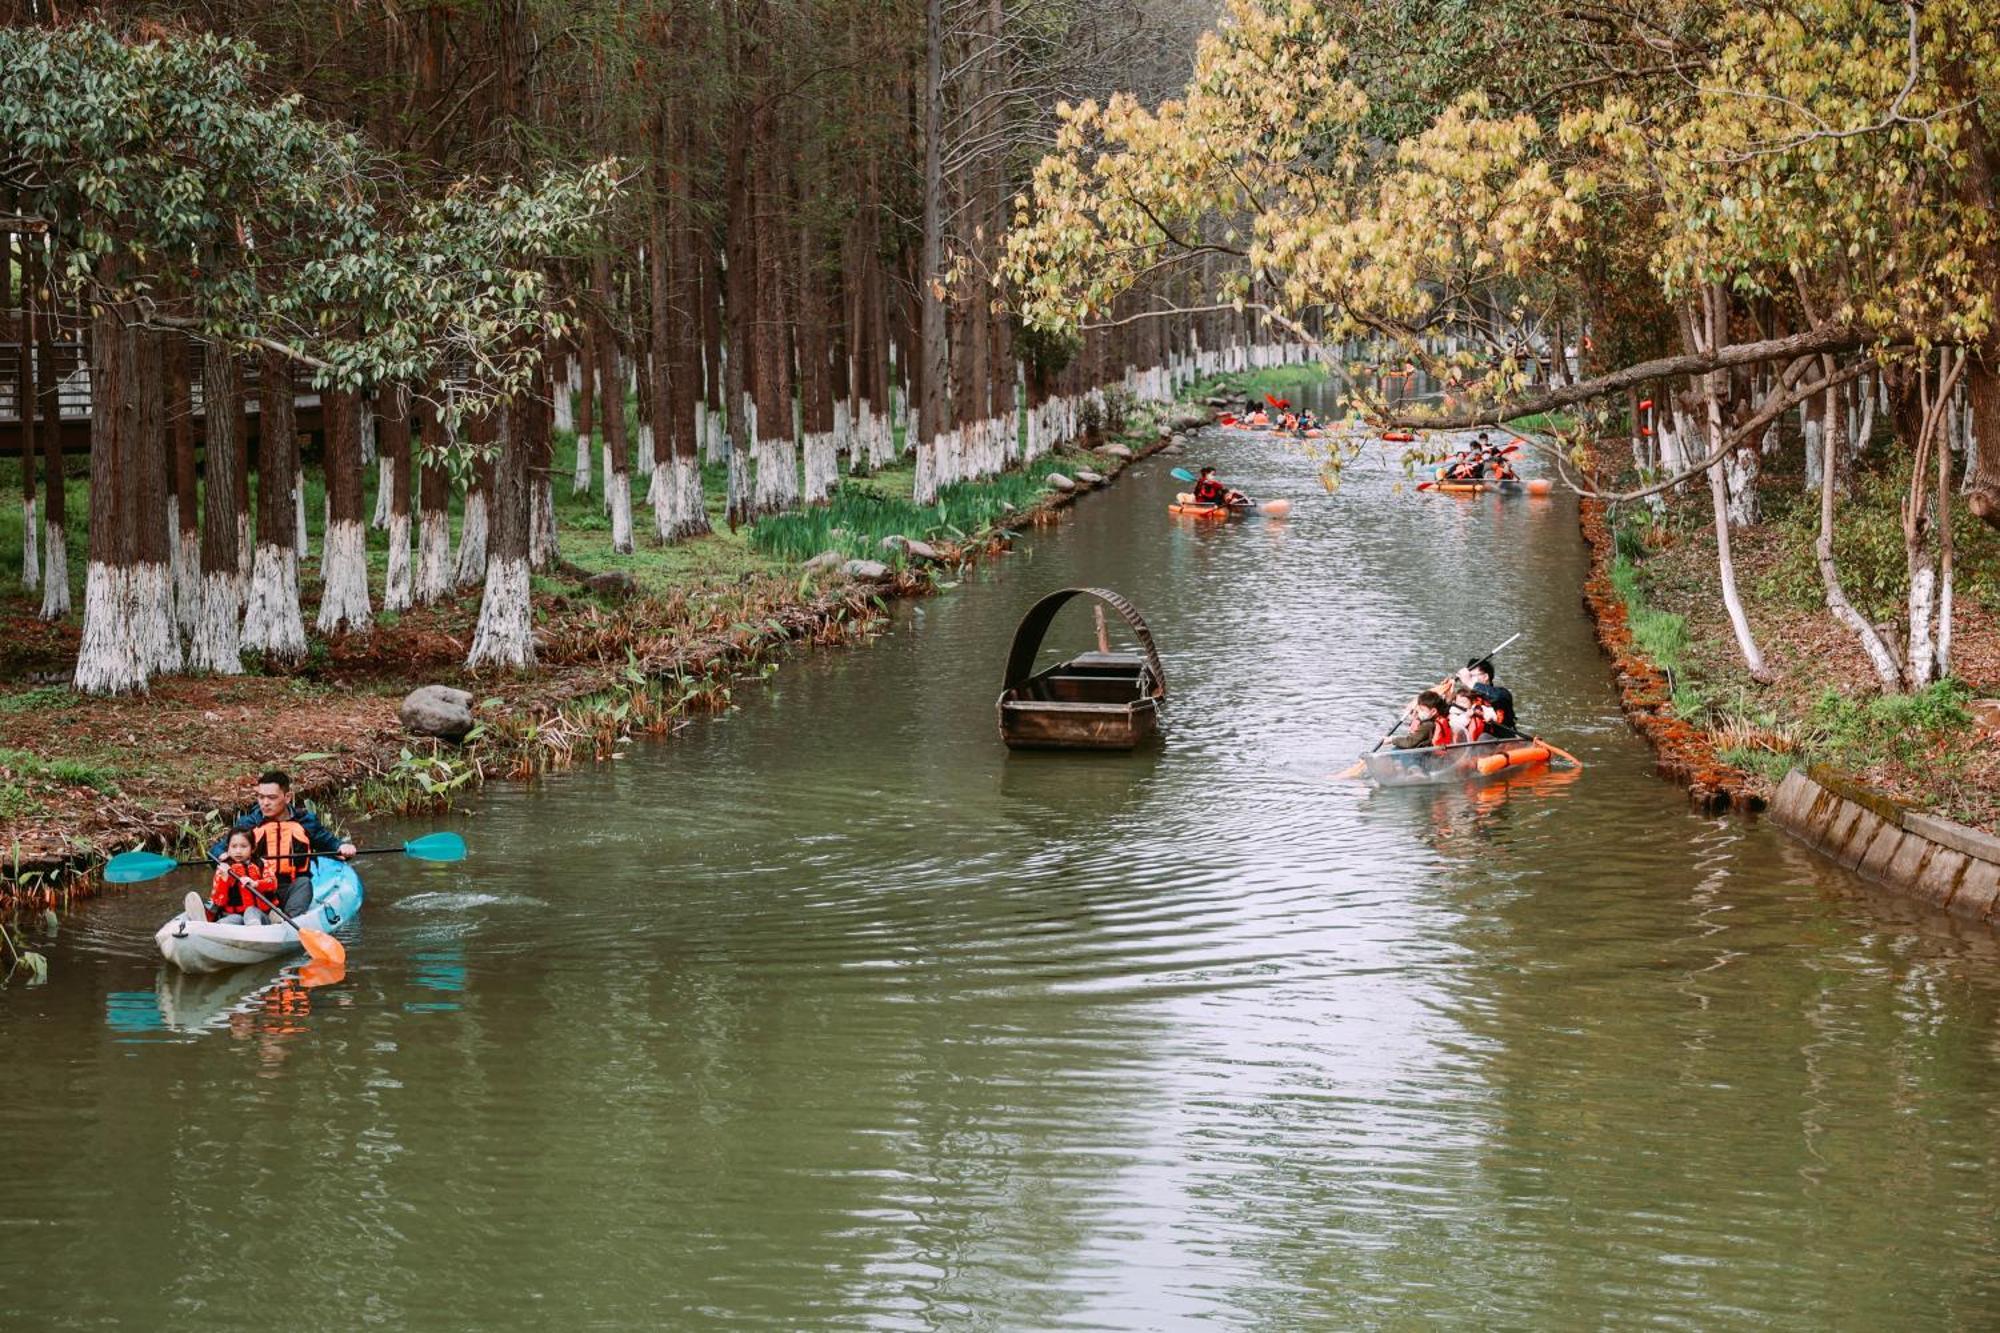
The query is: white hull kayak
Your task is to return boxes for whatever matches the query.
[154,857,363,974]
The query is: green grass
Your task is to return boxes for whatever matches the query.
[0,746,120,793]
[0,686,74,713]
[749,451,1082,564]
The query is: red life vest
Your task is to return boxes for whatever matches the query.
[211,860,276,918]
[251,818,314,885]
[1194,478,1229,505]
[1430,715,1454,747]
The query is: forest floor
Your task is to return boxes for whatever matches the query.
[0,400,1197,899]
[1596,441,2000,833]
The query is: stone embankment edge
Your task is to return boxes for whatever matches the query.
[1,424,1188,907]
[1769,767,2000,921]
[1576,492,1764,814]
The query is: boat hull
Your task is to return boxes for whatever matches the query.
[1361,737,1554,786]
[154,857,363,974]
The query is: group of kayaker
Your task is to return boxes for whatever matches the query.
[193,770,357,925]
[1391,658,1519,750]
[1438,433,1518,483]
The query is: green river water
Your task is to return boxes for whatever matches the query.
[6,406,2000,1329]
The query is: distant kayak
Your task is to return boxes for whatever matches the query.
[155,857,363,974]
[1170,491,1293,518]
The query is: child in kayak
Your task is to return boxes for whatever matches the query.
[1192,467,1246,507]
[1391,691,1453,748]
[201,829,279,925]
[1459,657,1519,735]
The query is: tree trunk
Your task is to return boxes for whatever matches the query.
[188,346,244,675]
[130,331,180,675]
[167,337,197,641]
[723,108,755,529]
[654,125,711,542]
[1816,357,1903,690]
[454,429,493,589]
[573,330,596,495]
[1693,290,1769,682]
[37,273,68,619]
[315,387,372,633]
[593,261,635,555]
[13,224,39,594]
[75,285,147,694]
[468,393,536,669]
[915,0,948,505]
[381,385,415,612]
[242,350,307,660]
[415,400,454,604]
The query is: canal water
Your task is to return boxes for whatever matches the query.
[8,407,2000,1329]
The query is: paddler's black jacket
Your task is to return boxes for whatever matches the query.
[209,804,346,869]
[1470,682,1517,729]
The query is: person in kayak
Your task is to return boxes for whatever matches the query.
[1391,691,1453,749]
[201,829,280,925]
[1192,467,1246,508]
[209,770,357,916]
[1459,658,1519,735]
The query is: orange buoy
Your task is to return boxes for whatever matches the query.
[1476,742,1552,775]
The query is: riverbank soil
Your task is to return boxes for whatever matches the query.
[1593,447,2000,833]
[0,418,1181,895]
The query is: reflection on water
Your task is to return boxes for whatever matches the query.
[7,398,2000,1328]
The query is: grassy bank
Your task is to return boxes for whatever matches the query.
[1596,461,2000,831]
[0,398,1182,902]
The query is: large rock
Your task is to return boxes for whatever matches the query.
[842,559,891,580]
[1074,468,1106,486]
[400,685,475,743]
[803,550,845,572]
[1099,443,1133,460]
[585,570,637,600]
[1169,407,1211,432]
[1046,472,1076,491]
[879,534,910,553]
[903,537,942,562]
[1160,443,1186,456]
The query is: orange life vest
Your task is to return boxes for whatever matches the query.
[251,818,315,884]
[1430,716,1455,747]
[211,860,276,918]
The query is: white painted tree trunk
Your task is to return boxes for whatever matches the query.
[415,511,453,605]
[372,455,393,530]
[359,409,377,465]
[1724,447,1760,527]
[804,432,838,502]
[530,476,556,570]
[241,543,308,662]
[609,469,634,554]
[20,496,38,592]
[637,425,656,477]
[234,512,252,604]
[294,470,309,561]
[1907,563,1938,688]
[185,569,244,676]
[654,455,710,541]
[573,430,594,494]
[1937,560,1954,678]
[466,554,535,669]
[73,563,146,695]
[132,560,181,675]
[317,518,372,633]
[383,512,413,613]
[913,438,939,505]
[601,443,613,515]
[170,526,196,639]
[454,491,489,588]
[1804,420,1824,493]
[554,383,574,434]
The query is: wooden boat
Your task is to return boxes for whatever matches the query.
[998,587,1166,750]
[1358,735,1570,786]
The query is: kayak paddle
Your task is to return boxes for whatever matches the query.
[104,832,468,884]
[236,879,347,968]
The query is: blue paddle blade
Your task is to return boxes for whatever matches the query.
[404,832,467,862]
[1170,466,1198,482]
[104,850,181,884]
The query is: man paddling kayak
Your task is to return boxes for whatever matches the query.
[1192,467,1247,508]
[1459,658,1519,735]
[208,770,357,917]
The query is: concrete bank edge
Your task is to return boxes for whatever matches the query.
[1770,767,2000,922]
